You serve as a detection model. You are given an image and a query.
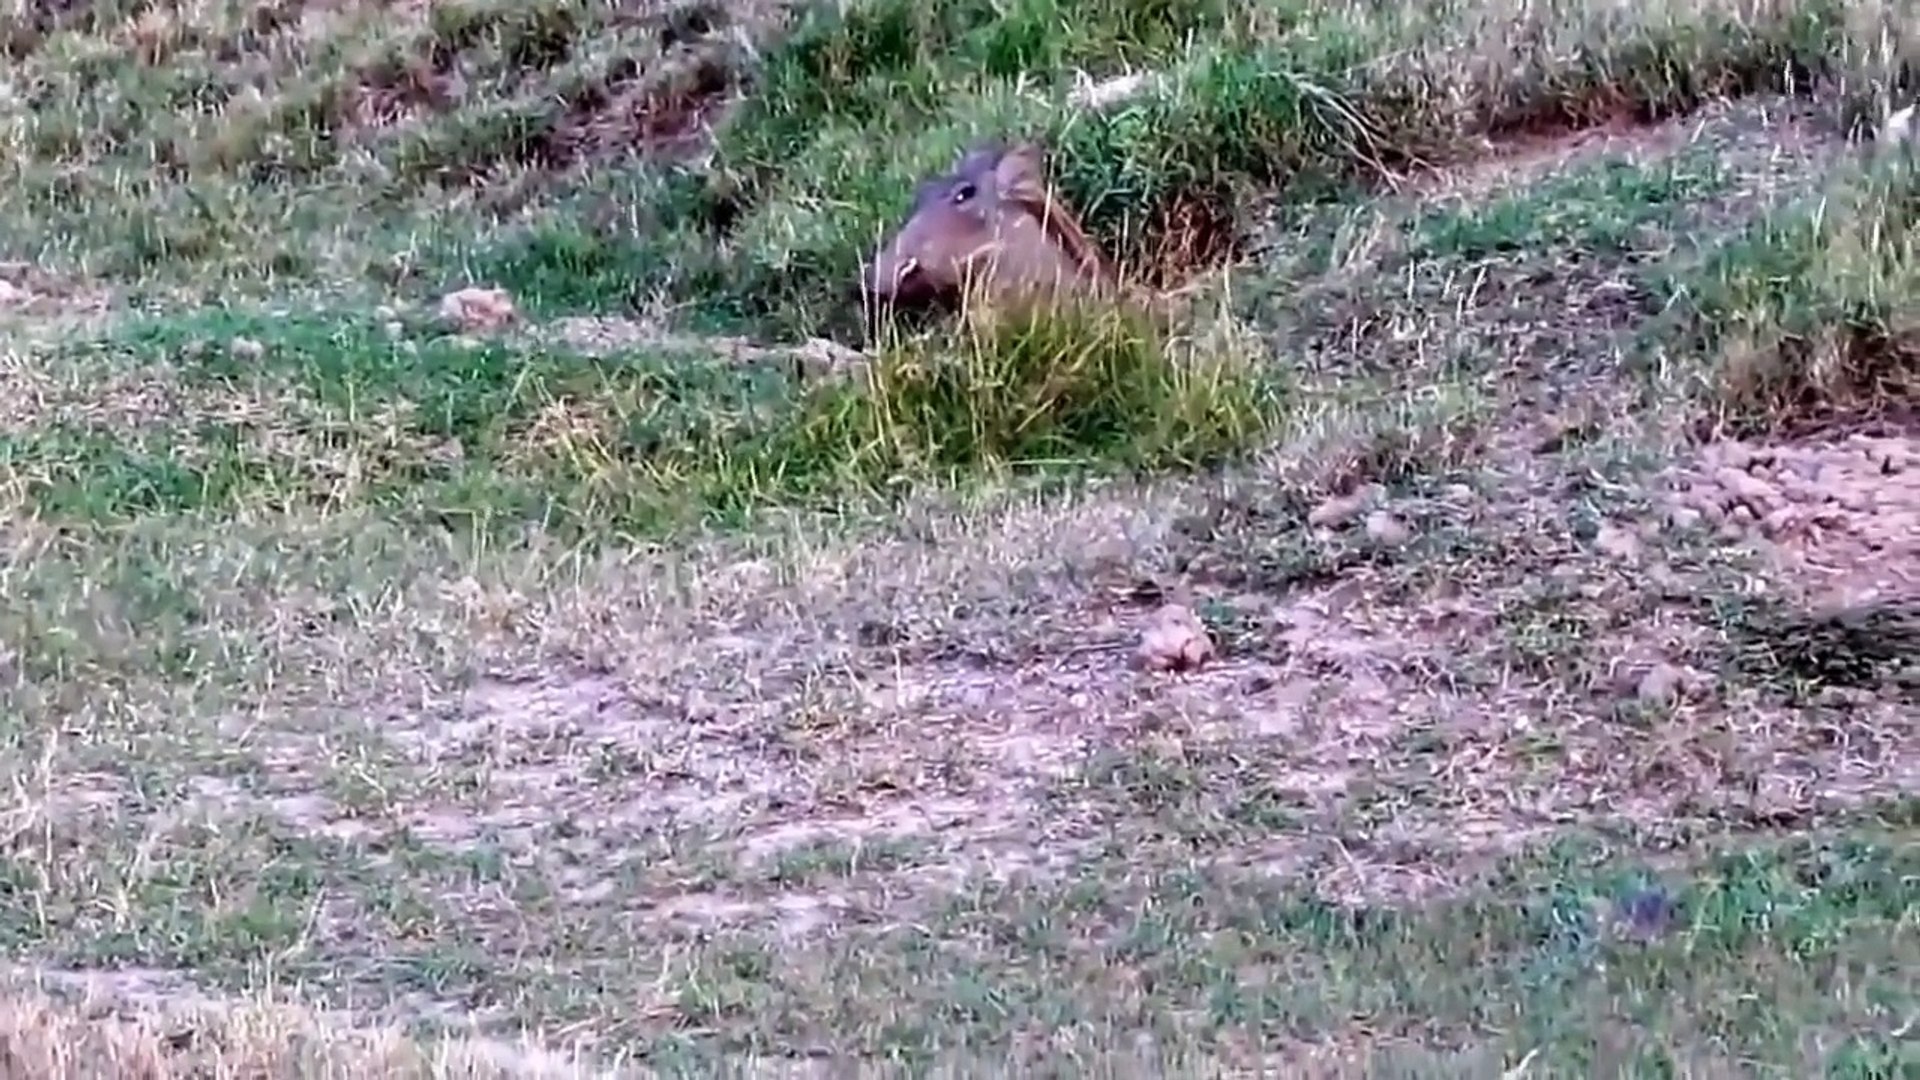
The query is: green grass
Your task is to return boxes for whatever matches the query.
[2,300,1272,536]
[0,0,1918,1074]
[1651,151,1920,431]
[0,0,1897,333]
[1409,154,1733,260]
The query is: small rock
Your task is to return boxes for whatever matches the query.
[0,280,27,306]
[681,688,717,723]
[1363,509,1412,546]
[229,336,265,361]
[1068,70,1159,110]
[1135,603,1215,673]
[1595,522,1642,562]
[1308,487,1375,529]
[1714,466,1780,513]
[1635,663,1686,706]
[792,337,870,382]
[1880,102,1917,147]
[438,286,518,333]
[1665,505,1702,531]
[1644,562,1682,591]
[382,320,405,340]
[1759,505,1801,539]
[1680,667,1717,699]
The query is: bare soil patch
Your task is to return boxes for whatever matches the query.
[544,313,867,377]
[1664,430,1920,607]
[218,426,1914,941]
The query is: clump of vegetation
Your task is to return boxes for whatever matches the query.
[12,299,1273,537]
[1724,595,1920,698]
[623,298,1278,524]
[1653,152,1920,432]
[855,300,1272,471]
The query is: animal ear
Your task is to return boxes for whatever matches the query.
[954,142,1007,181]
[993,142,1047,196]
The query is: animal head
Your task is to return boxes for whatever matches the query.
[859,140,1111,315]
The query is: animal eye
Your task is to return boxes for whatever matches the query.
[950,182,977,204]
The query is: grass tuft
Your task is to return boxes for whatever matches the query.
[856,300,1274,474]
[680,299,1277,519]
[1655,152,1920,432]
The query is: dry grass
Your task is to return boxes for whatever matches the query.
[0,0,1917,1073]
[0,982,624,1079]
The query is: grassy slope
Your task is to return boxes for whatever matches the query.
[0,0,1917,1075]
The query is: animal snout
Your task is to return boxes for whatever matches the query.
[863,253,922,298]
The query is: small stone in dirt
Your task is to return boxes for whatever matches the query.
[1363,509,1412,546]
[855,618,907,647]
[1135,603,1215,673]
[1068,69,1160,110]
[0,279,27,306]
[1881,103,1918,148]
[1594,522,1643,563]
[1714,466,1781,513]
[1634,663,1686,706]
[1759,505,1802,539]
[1308,486,1378,529]
[792,337,871,382]
[681,688,717,723]
[438,286,519,333]
[229,336,265,361]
